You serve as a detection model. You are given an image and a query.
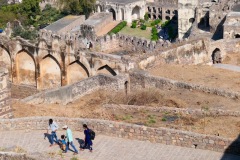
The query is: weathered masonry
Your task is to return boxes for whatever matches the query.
[0,68,12,119]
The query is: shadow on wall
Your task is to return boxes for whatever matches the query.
[220,134,240,160]
[211,16,226,40]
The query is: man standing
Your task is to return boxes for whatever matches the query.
[47,119,59,147]
[62,125,78,155]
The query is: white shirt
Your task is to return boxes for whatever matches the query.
[48,121,58,132]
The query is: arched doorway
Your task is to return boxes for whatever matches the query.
[212,48,222,64]
[97,65,117,76]
[235,34,240,38]
[132,6,141,20]
[39,55,61,90]
[0,46,11,80]
[166,16,170,20]
[120,8,125,20]
[15,50,36,86]
[108,8,116,20]
[97,5,102,12]
[67,61,89,85]
[153,15,156,19]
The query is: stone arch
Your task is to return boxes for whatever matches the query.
[0,46,12,80]
[212,48,222,64]
[189,18,195,23]
[108,8,116,20]
[166,10,170,14]
[97,65,117,76]
[158,15,162,20]
[120,8,125,20]
[153,14,157,19]
[235,34,240,38]
[67,61,89,85]
[132,6,141,20]
[15,50,36,86]
[38,54,61,90]
[166,16,170,20]
[97,5,103,12]
[148,14,151,19]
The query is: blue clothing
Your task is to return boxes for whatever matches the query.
[66,141,78,153]
[61,139,67,145]
[50,131,58,145]
[84,129,93,146]
[66,128,74,142]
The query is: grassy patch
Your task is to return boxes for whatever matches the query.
[119,26,151,39]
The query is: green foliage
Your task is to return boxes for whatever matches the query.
[161,20,170,28]
[140,19,145,23]
[131,21,137,28]
[58,0,96,18]
[12,26,38,41]
[151,19,161,26]
[151,27,157,35]
[70,157,79,160]
[0,10,16,28]
[151,34,159,41]
[144,13,149,21]
[162,118,167,121]
[108,21,127,34]
[140,24,146,30]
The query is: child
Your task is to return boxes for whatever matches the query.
[59,135,67,151]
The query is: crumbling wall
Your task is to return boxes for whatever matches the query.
[0,68,12,119]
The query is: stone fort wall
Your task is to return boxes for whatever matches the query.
[0,117,239,155]
[129,72,240,99]
[22,74,128,105]
[0,68,12,119]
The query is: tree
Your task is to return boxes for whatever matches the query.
[58,0,96,17]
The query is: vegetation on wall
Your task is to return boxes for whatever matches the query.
[151,26,159,41]
[12,26,38,41]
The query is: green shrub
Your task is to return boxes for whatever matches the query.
[108,21,127,34]
[131,22,137,28]
[12,26,37,40]
[151,27,157,35]
[144,13,149,21]
[140,19,145,23]
[161,20,170,28]
[151,34,159,41]
[140,24,146,30]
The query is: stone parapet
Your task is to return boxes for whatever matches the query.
[0,117,239,155]
[0,152,35,160]
[129,72,240,99]
[0,68,12,119]
[22,74,128,105]
[103,104,240,117]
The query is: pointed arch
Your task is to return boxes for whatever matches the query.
[38,54,61,90]
[15,49,36,86]
[67,60,89,85]
[0,45,12,80]
[97,65,117,76]
[132,6,141,20]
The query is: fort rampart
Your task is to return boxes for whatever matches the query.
[0,117,239,155]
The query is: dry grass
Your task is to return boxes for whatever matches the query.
[148,64,240,92]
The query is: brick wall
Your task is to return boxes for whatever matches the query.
[0,117,239,155]
[0,68,12,119]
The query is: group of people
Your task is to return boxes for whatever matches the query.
[46,119,93,155]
